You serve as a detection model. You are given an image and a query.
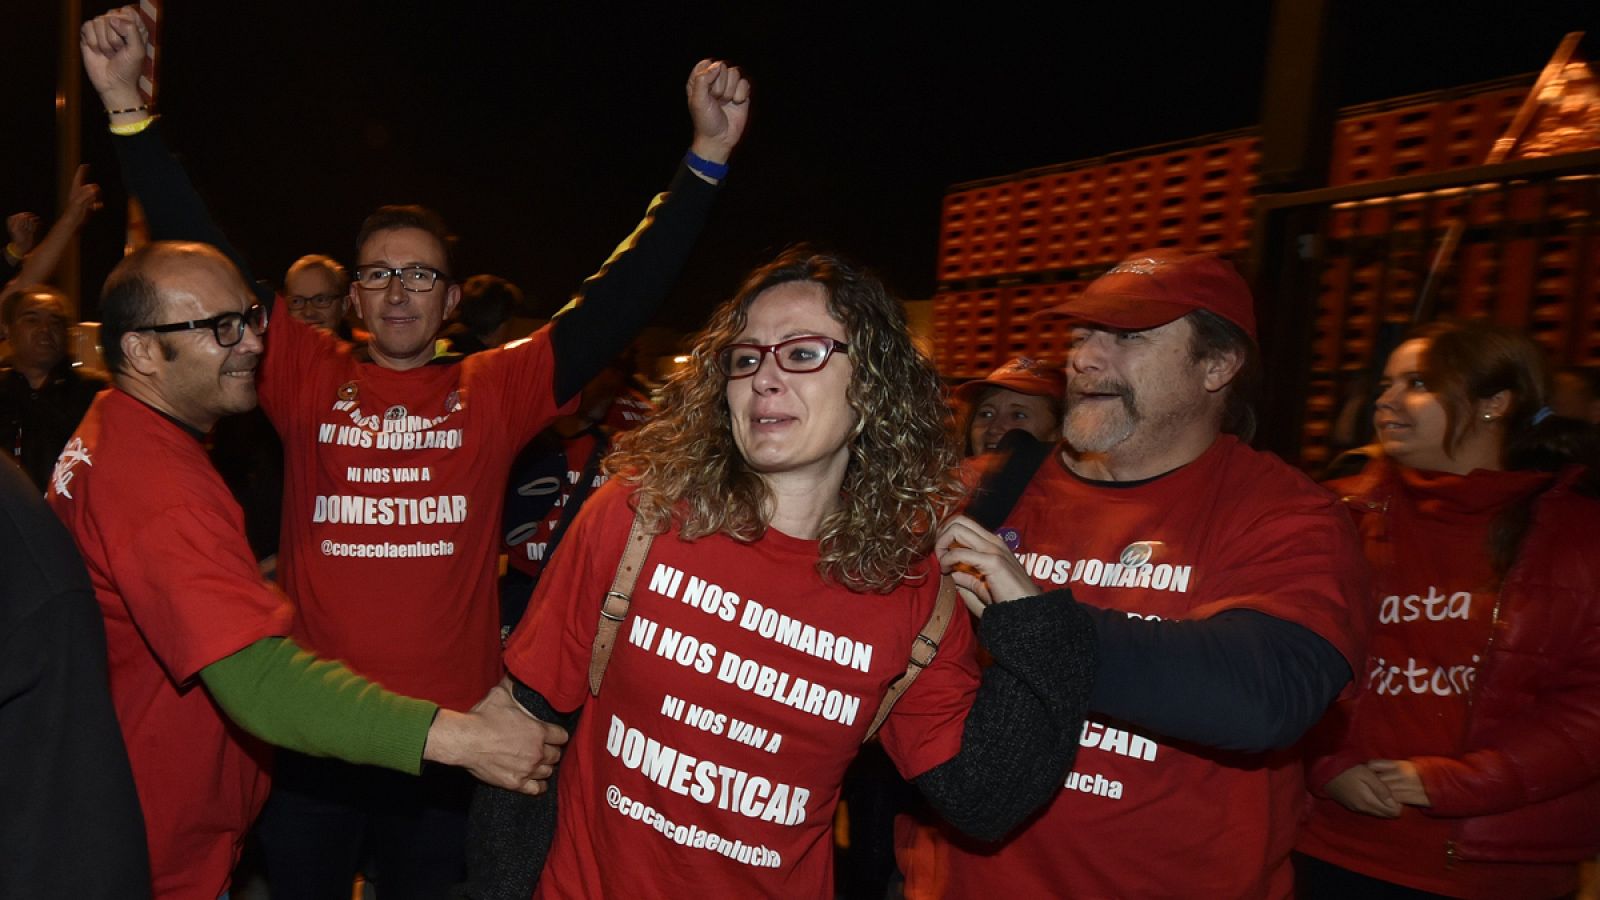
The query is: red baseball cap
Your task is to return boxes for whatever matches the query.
[1038,249,1256,340]
[955,357,1066,403]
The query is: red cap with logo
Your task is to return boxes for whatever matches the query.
[1038,249,1256,340]
[955,357,1066,403]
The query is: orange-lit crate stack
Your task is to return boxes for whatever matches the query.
[1298,79,1600,466]
[935,133,1260,378]
[935,73,1600,469]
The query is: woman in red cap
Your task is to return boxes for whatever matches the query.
[956,357,1065,456]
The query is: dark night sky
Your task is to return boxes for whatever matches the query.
[4,1,1596,329]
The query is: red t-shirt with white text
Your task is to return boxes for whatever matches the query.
[914,436,1368,900]
[261,313,570,710]
[506,482,978,898]
[48,389,294,900]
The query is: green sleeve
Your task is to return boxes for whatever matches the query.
[199,636,439,774]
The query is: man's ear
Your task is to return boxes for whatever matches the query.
[1201,348,1245,394]
[121,331,161,376]
[443,281,463,321]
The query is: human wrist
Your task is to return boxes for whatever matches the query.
[421,707,469,767]
[100,88,148,124]
[98,83,142,110]
[687,137,731,167]
[4,243,23,265]
[685,147,730,185]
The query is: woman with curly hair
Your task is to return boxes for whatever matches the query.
[466,247,1096,899]
[1296,320,1600,899]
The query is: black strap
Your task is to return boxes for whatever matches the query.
[542,429,609,567]
[966,431,1054,531]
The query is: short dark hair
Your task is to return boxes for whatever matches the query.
[1186,308,1259,441]
[353,205,456,277]
[459,274,522,338]
[99,245,170,373]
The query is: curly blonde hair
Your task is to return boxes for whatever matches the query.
[606,247,964,593]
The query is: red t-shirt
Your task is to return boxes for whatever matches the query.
[260,313,571,710]
[47,389,293,900]
[1297,463,1570,900]
[505,481,978,898]
[910,436,1368,900]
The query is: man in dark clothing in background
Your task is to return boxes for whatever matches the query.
[0,286,108,490]
[0,456,149,898]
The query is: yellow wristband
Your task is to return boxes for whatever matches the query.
[109,115,157,137]
[4,243,23,264]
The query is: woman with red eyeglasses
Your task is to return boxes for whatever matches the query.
[463,246,1096,899]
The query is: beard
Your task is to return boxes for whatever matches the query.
[1062,381,1138,453]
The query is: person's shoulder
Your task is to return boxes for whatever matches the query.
[463,328,555,368]
[577,477,647,532]
[1516,472,1600,590]
[1535,469,1600,533]
[76,394,221,499]
[1215,436,1339,505]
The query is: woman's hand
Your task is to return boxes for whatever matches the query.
[1369,758,1431,807]
[1324,764,1403,818]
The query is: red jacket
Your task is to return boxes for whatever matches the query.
[1310,461,1600,864]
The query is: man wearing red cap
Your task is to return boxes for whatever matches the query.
[918,250,1370,899]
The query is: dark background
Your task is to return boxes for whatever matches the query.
[3,1,1596,329]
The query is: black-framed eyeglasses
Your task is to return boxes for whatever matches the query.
[352,265,447,292]
[715,336,850,379]
[134,304,268,348]
[286,292,343,310]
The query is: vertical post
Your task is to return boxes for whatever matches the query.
[1250,0,1341,463]
[55,0,84,316]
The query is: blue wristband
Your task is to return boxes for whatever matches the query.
[685,150,729,182]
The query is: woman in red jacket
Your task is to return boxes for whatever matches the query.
[1296,321,1600,899]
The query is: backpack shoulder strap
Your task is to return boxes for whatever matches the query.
[588,506,655,696]
[862,575,961,742]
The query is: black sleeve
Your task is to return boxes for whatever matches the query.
[457,680,579,900]
[549,165,720,404]
[0,461,151,898]
[112,123,274,308]
[1085,603,1352,752]
[914,594,1098,841]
